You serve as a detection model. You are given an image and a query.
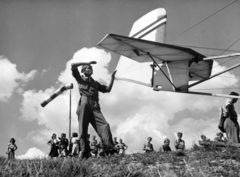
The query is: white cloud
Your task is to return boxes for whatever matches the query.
[41,69,47,77]
[20,70,37,83]
[0,56,37,102]
[16,147,47,159]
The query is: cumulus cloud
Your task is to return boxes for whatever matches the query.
[16,147,47,159]
[0,56,37,102]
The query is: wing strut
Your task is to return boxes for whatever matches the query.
[147,53,176,90]
[204,53,240,60]
[187,91,240,99]
[116,77,151,88]
[188,62,240,88]
[164,61,175,91]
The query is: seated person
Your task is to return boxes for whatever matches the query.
[159,138,172,152]
[115,139,128,155]
[98,140,105,157]
[143,137,154,153]
[113,137,119,154]
[90,135,98,157]
[113,137,118,146]
[214,132,226,143]
[174,132,185,151]
[200,134,210,142]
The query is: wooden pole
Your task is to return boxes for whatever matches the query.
[69,89,72,141]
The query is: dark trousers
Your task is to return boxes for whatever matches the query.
[77,96,115,153]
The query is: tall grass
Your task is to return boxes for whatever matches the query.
[1,145,240,177]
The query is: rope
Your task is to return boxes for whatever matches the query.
[169,0,238,42]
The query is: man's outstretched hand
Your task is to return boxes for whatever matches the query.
[90,61,97,65]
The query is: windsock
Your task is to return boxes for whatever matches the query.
[40,83,73,107]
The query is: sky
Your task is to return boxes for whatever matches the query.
[0,0,240,158]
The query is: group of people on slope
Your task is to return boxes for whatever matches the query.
[143,132,186,153]
[47,133,69,158]
[74,135,128,157]
[201,132,228,143]
[47,132,128,158]
[70,61,240,158]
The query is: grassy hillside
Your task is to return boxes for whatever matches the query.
[1,144,240,177]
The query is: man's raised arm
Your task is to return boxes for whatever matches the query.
[71,61,97,82]
[105,70,117,92]
[71,61,97,69]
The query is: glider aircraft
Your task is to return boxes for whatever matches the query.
[98,8,240,99]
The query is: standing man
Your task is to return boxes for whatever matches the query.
[71,61,117,158]
[222,92,239,143]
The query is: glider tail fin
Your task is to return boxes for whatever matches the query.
[130,8,167,43]
[116,8,167,86]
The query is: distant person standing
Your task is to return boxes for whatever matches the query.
[71,61,117,158]
[47,133,59,158]
[143,137,154,153]
[174,132,185,151]
[58,133,69,157]
[221,92,239,143]
[71,132,80,156]
[115,139,128,155]
[6,138,17,161]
